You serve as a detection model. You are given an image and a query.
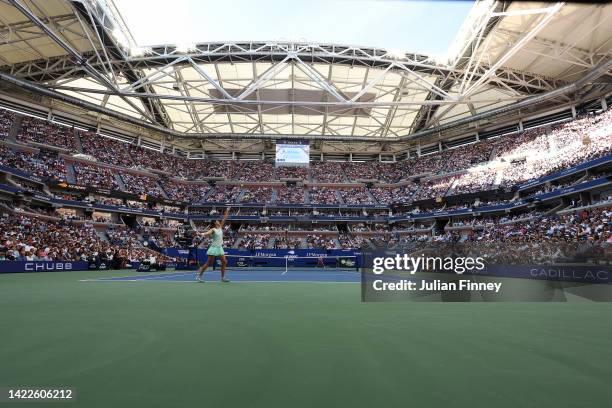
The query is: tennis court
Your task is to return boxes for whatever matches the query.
[2,268,612,408]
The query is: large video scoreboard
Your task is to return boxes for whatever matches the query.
[275,140,309,167]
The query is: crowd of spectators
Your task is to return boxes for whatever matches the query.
[0,146,66,181]
[241,187,272,203]
[207,186,242,202]
[276,166,308,179]
[498,110,612,186]
[304,234,336,249]
[90,195,124,206]
[106,227,141,247]
[161,182,211,203]
[275,186,304,204]
[127,146,194,178]
[451,167,498,195]
[335,233,353,249]
[79,132,134,167]
[1,107,610,210]
[274,236,302,249]
[411,177,455,201]
[234,161,275,182]
[144,229,176,248]
[242,224,285,232]
[119,172,166,197]
[197,160,241,179]
[0,110,15,140]
[309,187,340,204]
[18,118,76,150]
[237,234,270,250]
[73,162,120,190]
[339,188,375,205]
[478,207,611,244]
[310,162,346,182]
[0,212,171,263]
[370,184,420,204]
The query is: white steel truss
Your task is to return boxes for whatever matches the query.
[0,0,610,141]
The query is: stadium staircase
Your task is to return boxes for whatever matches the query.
[444,180,459,197]
[365,238,377,250]
[232,237,243,249]
[195,187,215,203]
[235,189,246,202]
[65,164,77,184]
[7,114,23,142]
[574,172,591,184]
[334,190,343,203]
[299,237,308,249]
[268,237,276,249]
[488,145,499,162]
[333,237,342,247]
[304,189,310,204]
[41,184,53,196]
[494,168,505,186]
[4,175,24,190]
[115,173,127,190]
[155,181,169,199]
[95,230,109,243]
[270,189,278,203]
[146,240,164,254]
[73,131,84,153]
[410,184,422,200]
[545,203,567,215]
[157,181,171,199]
[366,189,378,205]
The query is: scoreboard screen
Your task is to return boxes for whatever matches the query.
[275,142,309,167]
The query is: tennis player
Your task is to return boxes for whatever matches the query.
[196,207,230,282]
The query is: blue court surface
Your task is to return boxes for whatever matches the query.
[84,268,362,283]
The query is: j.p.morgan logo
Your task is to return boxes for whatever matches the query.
[24,262,74,271]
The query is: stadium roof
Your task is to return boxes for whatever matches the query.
[0,0,610,147]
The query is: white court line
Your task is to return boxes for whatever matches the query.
[138,272,196,281]
[79,269,361,283]
[85,271,196,281]
[80,280,359,284]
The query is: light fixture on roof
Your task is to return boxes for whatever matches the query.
[428,53,450,66]
[129,46,152,57]
[111,28,130,49]
[176,43,197,53]
[388,49,406,59]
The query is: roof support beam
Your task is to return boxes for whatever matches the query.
[236,56,291,100]
[188,57,234,100]
[3,57,610,144]
[43,84,525,107]
[8,0,160,124]
[293,57,348,102]
[462,3,564,98]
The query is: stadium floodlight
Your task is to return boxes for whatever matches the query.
[129,46,152,57]
[388,49,406,59]
[427,52,450,66]
[111,28,130,49]
[175,43,198,53]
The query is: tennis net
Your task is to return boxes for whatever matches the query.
[212,254,360,273]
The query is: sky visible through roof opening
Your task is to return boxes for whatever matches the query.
[114,0,474,56]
